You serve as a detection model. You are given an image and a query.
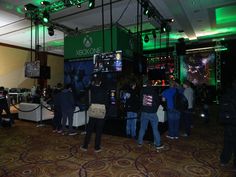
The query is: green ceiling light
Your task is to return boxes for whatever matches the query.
[144,34,149,43]
[88,0,95,9]
[42,10,50,23]
[215,5,236,25]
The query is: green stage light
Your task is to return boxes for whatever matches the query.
[88,0,95,9]
[144,34,149,43]
[42,11,49,23]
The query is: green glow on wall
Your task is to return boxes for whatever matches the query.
[216,5,236,25]
[197,27,236,40]
[47,40,64,47]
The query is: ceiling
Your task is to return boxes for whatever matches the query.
[0,0,236,55]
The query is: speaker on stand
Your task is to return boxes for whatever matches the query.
[176,38,186,56]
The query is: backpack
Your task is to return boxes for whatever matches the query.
[173,89,188,111]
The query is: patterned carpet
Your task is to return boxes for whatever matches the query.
[0,114,235,177]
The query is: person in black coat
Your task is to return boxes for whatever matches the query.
[80,75,109,152]
[52,83,63,133]
[137,78,164,149]
[60,84,77,135]
[220,80,236,170]
[125,81,139,139]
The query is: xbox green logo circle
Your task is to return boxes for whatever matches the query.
[83,35,93,48]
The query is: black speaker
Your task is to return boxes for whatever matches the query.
[176,38,186,56]
[40,66,51,79]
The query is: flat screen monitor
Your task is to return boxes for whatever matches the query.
[93,50,122,73]
[25,60,40,78]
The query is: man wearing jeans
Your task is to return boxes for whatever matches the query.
[162,80,181,139]
[138,79,164,149]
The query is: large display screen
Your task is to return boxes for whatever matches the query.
[93,50,122,72]
[180,51,216,86]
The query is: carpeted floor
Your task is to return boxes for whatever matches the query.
[0,110,236,177]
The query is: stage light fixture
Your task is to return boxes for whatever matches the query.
[42,11,50,23]
[166,18,174,23]
[143,2,149,15]
[48,26,54,36]
[88,0,95,9]
[144,34,149,43]
[161,22,167,33]
[77,2,81,8]
[76,0,81,4]
[40,1,50,6]
[64,0,73,7]
[24,3,37,11]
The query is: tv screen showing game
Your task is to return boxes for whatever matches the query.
[93,50,122,73]
[180,51,216,86]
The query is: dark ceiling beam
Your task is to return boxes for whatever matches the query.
[52,0,124,22]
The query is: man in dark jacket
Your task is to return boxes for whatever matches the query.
[125,82,139,139]
[80,75,109,152]
[137,78,164,149]
[60,84,77,135]
[52,83,63,133]
[220,80,236,170]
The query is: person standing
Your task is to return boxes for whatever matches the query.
[182,80,194,137]
[219,80,236,170]
[60,84,77,136]
[162,79,181,139]
[137,78,164,149]
[0,87,14,127]
[125,82,139,139]
[52,83,63,133]
[80,75,108,152]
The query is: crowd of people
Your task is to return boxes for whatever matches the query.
[0,75,235,171]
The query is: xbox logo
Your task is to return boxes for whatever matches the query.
[83,35,93,48]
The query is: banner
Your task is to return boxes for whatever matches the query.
[64,26,139,60]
